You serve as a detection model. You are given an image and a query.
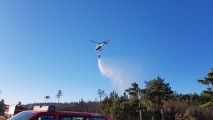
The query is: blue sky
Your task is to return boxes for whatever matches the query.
[0,0,212,105]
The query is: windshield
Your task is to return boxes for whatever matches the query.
[8,111,35,120]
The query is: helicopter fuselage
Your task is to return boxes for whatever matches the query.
[90,39,109,51]
[95,43,105,51]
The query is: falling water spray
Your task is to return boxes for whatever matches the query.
[98,57,133,94]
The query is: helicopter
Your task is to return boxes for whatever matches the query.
[89,39,109,51]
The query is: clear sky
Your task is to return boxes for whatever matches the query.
[0,0,213,105]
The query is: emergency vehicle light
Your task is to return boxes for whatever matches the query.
[92,113,100,116]
[33,105,55,111]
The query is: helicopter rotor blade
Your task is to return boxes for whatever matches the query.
[89,40,99,44]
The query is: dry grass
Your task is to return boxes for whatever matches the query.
[0,116,6,120]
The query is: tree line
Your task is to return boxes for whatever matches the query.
[0,68,213,120]
[100,69,213,120]
[101,77,213,120]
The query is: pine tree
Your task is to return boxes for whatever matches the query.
[198,68,213,107]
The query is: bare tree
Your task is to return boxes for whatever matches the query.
[97,89,106,102]
[44,96,51,103]
[56,90,63,103]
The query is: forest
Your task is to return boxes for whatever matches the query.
[0,68,213,120]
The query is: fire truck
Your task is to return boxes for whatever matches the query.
[8,105,112,120]
[4,105,24,118]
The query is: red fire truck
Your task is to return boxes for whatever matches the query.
[4,105,24,118]
[8,105,112,120]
